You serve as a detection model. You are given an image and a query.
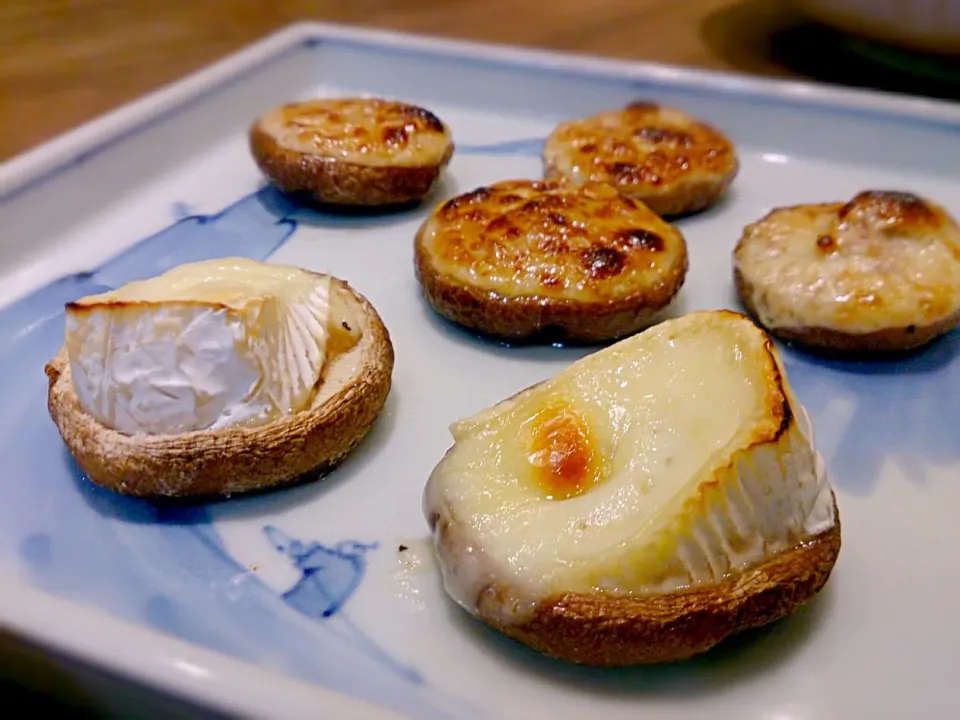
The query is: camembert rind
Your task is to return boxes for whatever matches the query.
[424,310,837,627]
[46,275,394,498]
[65,258,338,436]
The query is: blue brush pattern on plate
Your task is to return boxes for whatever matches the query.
[457,138,545,157]
[264,526,377,620]
[0,185,475,720]
[265,526,425,685]
[0,134,958,719]
[780,333,960,496]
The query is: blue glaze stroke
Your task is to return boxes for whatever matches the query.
[780,333,960,496]
[265,526,427,685]
[264,525,377,619]
[0,185,474,720]
[457,137,545,158]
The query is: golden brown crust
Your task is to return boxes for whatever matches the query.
[542,100,739,217]
[249,97,455,207]
[459,496,841,667]
[414,179,689,343]
[733,190,960,356]
[45,279,394,498]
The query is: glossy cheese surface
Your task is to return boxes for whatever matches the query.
[735,191,960,333]
[424,311,835,621]
[257,97,453,168]
[543,102,737,193]
[65,257,354,435]
[418,179,687,301]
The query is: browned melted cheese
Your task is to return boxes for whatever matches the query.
[735,190,960,332]
[543,101,736,193]
[258,97,452,168]
[544,101,736,190]
[835,190,946,238]
[522,397,604,501]
[419,179,687,301]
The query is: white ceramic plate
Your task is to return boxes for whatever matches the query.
[2,22,958,720]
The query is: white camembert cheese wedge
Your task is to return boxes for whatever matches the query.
[65,257,341,435]
[424,310,836,624]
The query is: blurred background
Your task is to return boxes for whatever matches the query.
[2,0,959,715]
[3,0,960,163]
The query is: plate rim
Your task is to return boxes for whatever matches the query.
[2,19,959,718]
[4,581,410,720]
[4,19,960,199]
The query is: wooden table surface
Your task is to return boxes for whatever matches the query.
[4,0,960,163]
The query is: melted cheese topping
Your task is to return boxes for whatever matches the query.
[424,311,834,623]
[735,191,960,333]
[257,97,453,168]
[65,257,360,435]
[418,179,688,301]
[543,101,737,195]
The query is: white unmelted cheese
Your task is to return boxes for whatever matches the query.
[424,311,836,624]
[65,257,332,435]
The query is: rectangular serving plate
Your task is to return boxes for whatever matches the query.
[2,21,959,720]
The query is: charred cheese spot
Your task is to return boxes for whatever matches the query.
[635,127,694,147]
[439,188,490,220]
[837,190,943,236]
[614,228,665,253]
[446,187,490,208]
[420,180,687,301]
[523,398,603,501]
[381,124,410,146]
[610,162,639,178]
[625,100,660,113]
[399,104,446,133]
[816,234,837,253]
[582,246,626,278]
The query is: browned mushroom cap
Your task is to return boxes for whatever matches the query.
[543,101,739,217]
[415,179,688,343]
[734,190,960,355]
[250,97,454,206]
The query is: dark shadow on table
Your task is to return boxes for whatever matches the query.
[700,0,960,102]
